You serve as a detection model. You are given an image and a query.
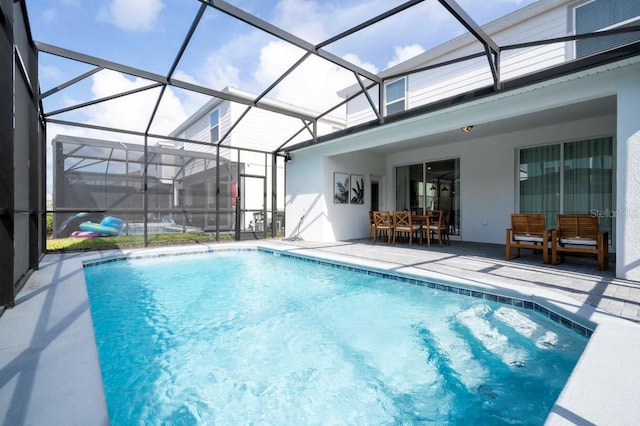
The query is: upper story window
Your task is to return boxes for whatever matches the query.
[210,109,220,143]
[385,77,406,115]
[574,0,640,58]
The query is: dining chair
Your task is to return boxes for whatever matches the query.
[372,211,392,243]
[392,211,423,246]
[426,210,449,247]
[368,211,375,240]
[441,210,451,245]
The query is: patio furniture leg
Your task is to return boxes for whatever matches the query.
[598,232,609,271]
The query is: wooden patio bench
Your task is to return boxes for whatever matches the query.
[505,214,550,263]
[551,214,608,271]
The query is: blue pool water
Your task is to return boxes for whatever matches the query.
[83,250,588,425]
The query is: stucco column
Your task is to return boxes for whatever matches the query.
[616,72,640,280]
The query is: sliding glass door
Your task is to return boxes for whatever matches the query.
[395,164,423,212]
[395,158,460,236]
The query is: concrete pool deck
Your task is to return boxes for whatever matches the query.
[1,240,639,425]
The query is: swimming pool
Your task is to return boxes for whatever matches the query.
[83,248,588,425]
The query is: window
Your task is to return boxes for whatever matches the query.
[519,138,613,240]
[519,144,561,226]
[210,109,220,143]
[574,0,640,58]
[385,78,406,115]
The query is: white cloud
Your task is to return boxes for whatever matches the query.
[252,41,359,115]
[98,0,165,32]
[342,53,378,74]
[186,25,274,94]
[171,70,213,116]
[273,0,327,43]
[202,61,241,92]
[173,0,383,115]
[183,0,381,114]
[49,70,187,141]
[39,65,63,85]
[252,41,299,88]
[42,0,81,22]
[86,70,186,135]
[386,44,426,68]
[42,8,58,24]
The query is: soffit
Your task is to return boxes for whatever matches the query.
[366,96,617,155]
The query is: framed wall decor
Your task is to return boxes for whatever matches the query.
[333,172,349,204]
[350,174,364,204]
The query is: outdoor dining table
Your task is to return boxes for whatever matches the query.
[413,211,447,247]
[412,213,440,226]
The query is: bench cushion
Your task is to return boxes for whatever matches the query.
[514,235,544,243]
[559,237,597,246]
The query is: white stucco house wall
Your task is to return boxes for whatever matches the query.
[283,0,640,281]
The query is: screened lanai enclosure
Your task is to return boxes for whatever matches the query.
[4,0,640,308]
[52,135,285,240]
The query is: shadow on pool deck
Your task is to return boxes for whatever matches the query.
[276,239,639,324]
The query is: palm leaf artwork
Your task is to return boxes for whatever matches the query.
[334,173,349,203]
[350,175,364,204]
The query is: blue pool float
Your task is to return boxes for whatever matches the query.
[79,216,124,236]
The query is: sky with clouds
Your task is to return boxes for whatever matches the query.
[28,0,536,190]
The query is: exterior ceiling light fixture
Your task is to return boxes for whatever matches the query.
[461,125,474,133]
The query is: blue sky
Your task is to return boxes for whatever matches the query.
[28,0,537,190]
[30,0,538,119]
[31,0,536,78]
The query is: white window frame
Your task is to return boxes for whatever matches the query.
[209,109,220,143]
[384,77,406,116]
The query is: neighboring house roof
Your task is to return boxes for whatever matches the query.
[169,86,345,139]
[52,134,219,163]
